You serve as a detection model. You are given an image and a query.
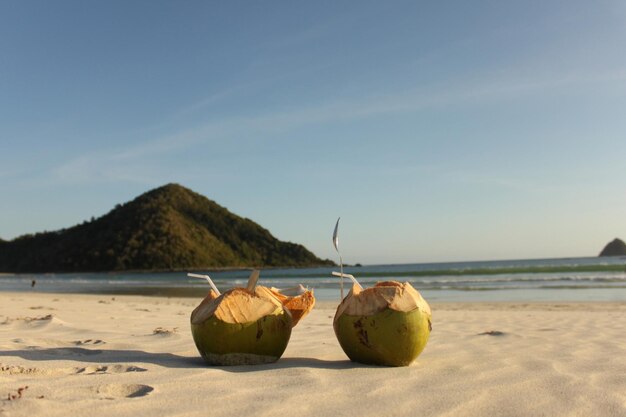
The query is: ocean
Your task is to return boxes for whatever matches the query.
[2,256,626,302]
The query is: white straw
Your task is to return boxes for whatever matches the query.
[332,271,363,289]
[187,273,221,295]
[276,284,308,296]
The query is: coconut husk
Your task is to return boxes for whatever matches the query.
[255,285,315,327]
[335,281,431,317]
[191,287,285,325]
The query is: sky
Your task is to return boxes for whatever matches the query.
[1,1,626,265]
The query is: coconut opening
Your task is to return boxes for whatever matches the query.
[256,286,315,327]
[191,288,284,325]
[335,281,430,317]
[278,290,315,326]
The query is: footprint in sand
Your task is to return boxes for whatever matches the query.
[75,365,147,375]
[1,363,146,376]
[1,363,52,376]
[95,384,154,399]
[1,363,70,377]
[10,338,105,348]
[4,315,60,330]
[2,315,54,325]
[152,327,178,335]
[477,330,506,336]
[23,314,54,322]
[72,339,106,346]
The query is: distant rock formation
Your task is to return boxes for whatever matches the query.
[599,238,626,257]
[0,183,334,272]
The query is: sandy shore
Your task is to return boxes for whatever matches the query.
[1,293,625,417]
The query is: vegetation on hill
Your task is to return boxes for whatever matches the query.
[599,238,626,257]
[0,184,333,272]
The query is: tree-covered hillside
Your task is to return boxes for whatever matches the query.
[0,184,333,272]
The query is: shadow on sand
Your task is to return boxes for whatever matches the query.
[0,348,368,371]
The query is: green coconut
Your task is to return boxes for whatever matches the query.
[190,286,293,366]
[333,281,432,367]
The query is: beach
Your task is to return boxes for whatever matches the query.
[1,292,625,417]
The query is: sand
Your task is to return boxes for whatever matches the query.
[1,292,625,417]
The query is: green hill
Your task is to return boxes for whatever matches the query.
[599,238,626,257]
[0,184,333,272]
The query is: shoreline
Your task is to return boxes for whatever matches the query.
[3,292,626,309]
[1,253,625,276]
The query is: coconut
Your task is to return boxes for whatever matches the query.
[190,272,293,366]
[333,281,432,367]
[257,284,316,327]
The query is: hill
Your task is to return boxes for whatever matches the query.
[0,184,333,272]
[599,238,626,257]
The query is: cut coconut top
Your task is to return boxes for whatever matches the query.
[190,289,220,324]
[255,286,284,303]
[191,288,286,325]
[255,286,315,327]
[281,290,315,313]
[276,289,315,327]
[335,281,431,317]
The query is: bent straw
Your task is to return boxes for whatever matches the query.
[332,271,363,289]
[274,284,308,296]
[187,273,221,296]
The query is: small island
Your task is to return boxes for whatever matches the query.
[599,238,626,257]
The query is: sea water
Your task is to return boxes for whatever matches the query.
[2,256,625,302]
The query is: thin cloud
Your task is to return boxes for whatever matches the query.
[444,170,538,192]
[51,67,626,185]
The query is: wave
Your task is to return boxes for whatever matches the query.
[3,274,625,290]
[2,255,626,301]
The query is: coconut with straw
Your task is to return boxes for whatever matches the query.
[188,270,316,365]
[189,270,292,365]
[331,218,432,367]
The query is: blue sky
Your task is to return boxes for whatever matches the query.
[1,1,625,264]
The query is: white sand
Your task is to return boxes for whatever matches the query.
[1,293,625,417]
